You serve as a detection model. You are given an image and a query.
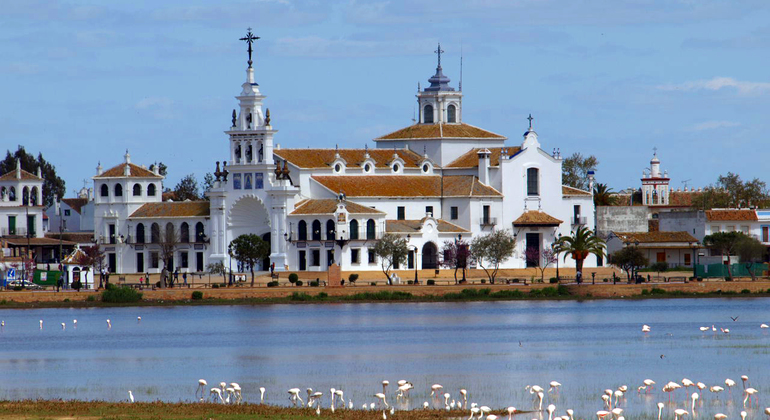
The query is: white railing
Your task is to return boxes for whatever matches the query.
[572,216,587,225]
[480,217,497,226]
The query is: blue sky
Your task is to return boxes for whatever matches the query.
[2,0,770,195]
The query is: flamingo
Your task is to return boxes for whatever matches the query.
[469,407,480,420]
[527,385,545,394]
[744,388,758,408]
[137,316,142,322]
[642,324,651,332]
[644,379,656,392]
[335,389,345,407]
[741,375,749,390]
[712,325,716,332]
[537,392,544,411]
[726,379,736,393]
[663,382,681,402]
[288,388,304,406]
[61,322,65,330]
[480,406,492,418]
[39,320,43,329]
[721,328,730,334]
[567,409,574,420]
[424,402,430,409]
[597,410,611,420]
[710,386,724,396]
[196,379,207,399]
[674,409,688,420]
[614,390,624,407]
[374,392,389,409]
[330,387,336,408]
[657,403,664,420]
[430,384,444,398]
[443,393,451,409]
[602,395,611,409]
[699,326,710,332]
[763,407,770,418]
[128,390,134,403]
[547,404,556,420]
[549,381,562,393]
[696,383,706,392]
[741,411,747,420]
[714,414,727,420]
[316,404,321,416]
[460,388,468,408]
[259,387,266,403]
[612,408,623,419]
[210,387,224,403]
[761,324,769,329]
[224,387,234,404]
[73,319,77,327]
[507,407,517,420]
[382,380,389,395]
[682,379,695,388]
[488,416,499,420]
[691,393,699,412]
[106,319,111,329]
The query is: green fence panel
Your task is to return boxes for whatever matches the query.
[33,270,61,286]
[695,263,767,278]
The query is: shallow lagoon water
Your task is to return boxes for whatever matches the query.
[0,298,768,418]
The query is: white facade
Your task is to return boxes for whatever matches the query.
[0,160,45,238]
[641,151,671,206]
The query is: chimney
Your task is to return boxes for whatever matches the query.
[36,167,42,178]
[477,149,491,185]
[96,162,103,176]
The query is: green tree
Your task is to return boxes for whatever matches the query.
[593,183,617,206]
[0,146,65,208]
[372,233,408,285]
[611,246,648,281]
[692,173,770,209]
[562,153,598,191]
[471,229,516,283]
[555,226,606,277]
[206,261,226,283]
[735,234,766,281]
[650,261,668,280]
[229,234,270,287]
[173,174,200,201]
[441,238,471,284]
[201,173,215,200]
[702,231,744,279]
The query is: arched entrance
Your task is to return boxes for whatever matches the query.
[422,242,438,269]
[262,233,271,271]
[228,195,272,270]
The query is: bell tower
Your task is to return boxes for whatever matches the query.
[417,43,463,125]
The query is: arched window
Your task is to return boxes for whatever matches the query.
[9,187,16,201]
[133,184,142,196]
[100,184,109,197]
[22,187,29,205]
[311,220,321,241]
[180,222,190,243]
[195,222,205,242]
[326,219,335,240]
[298,220,308,241]
[147,183,157,196]
[527,167,539,196]
[0,187,6,200]
[423,104,434,123]
[350,219,359,240]
[136,223,145,244]
[114,184,123,197]
[366,219,376,240]
[447,104,457,123]
[165,223,175,242]
[30,187,38,206]
[151,223,160,243]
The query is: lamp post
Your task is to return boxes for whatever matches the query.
[407,234,418,284]
[227,242,234,286]
[551,232,562,280]
[456,233,466,282]
[689,241,699,282]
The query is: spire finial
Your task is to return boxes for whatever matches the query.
[434,42,444,68]
[527,114,534,130]
[653,146,658,156]
[239,28,260,68]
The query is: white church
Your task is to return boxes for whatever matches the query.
[91,36,597,275]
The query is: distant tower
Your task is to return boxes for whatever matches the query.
[641,149,670,206]
[417,43,462,125]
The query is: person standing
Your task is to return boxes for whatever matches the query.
[183,272,188,286]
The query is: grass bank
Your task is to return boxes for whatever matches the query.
[0,400,470,420]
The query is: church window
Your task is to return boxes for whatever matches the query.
[424,104,434,123]
[364,163,372,173]
[147,183,157,196]
[180,222,190,243]
[244,173,252,189]
[326,219,335,240]
[195,222,205,242]
[255,173,263,189]
[114,184,123,197]
[8,187,16,201]
[350,219,359,240]
[426,206,433,217]
[312,220,322,241]
[0,186,6,200]
[447,104,457,123]
[298,220,308,241]
[133,184,142,196]
[527,167,539,196]
[30,187,38,205]
[392,163,400,173]
[22,187,30,205]
[422,164,429,173]
[165,223,175,242]
[335,164,342,173]
[233,173,241,189]
[151,223,160,243]
[135,223,145,244]
[366,219,376,240]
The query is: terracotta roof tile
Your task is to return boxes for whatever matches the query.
[562,185,593,196]
[290,199,385,215]
[512,211,563,226]
[385,219,469,233]
[0,169,42,181]
[3,237,77,246]
[312,175,501,198]
[45,232,95,243]
[705,209,758,221]
[274,149,423,169]
[129,201,210,218]
[62,198,89,214]
[612,231,698,243]
[375,123,506,140]
[445,147,522,168]
[62,248,89,265]
[94,163,162,179]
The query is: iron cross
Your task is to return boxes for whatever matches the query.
[434,43,444,67]
[240,28,260,67]
[527,114,534,129]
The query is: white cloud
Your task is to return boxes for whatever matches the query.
[689,120,740,131]
[135,96,177,120]
[658,77,770,95]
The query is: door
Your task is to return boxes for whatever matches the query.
[299,251,307,271]
[327,249,334,266]
[136,252,144,273]
[108,253,116,273]
[27,215,36,237]
[656,252,666,263]
[262,233,271,271]
[167,256,174,272]
[421,242,437,269]
[526,233,540,267]
[8,216,15,235]
[196,252,204,272]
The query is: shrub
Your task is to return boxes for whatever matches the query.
[557,285,570,296]
[267,281,279,287]
[370,282,377,286]
[348,274,359,283]
[290,292,312,301]
[344,291,413,301]
[650,288,666,295]
[489,289,525,299]
[741,289,751,294]
[212,284,219,289]
[481,279,486,284]
[641,289,650,296]
[549,278,559,284]
[427,279,435,285]
[407,280,413,285]
[71,280,83,291]
[63,298,70,302]
[310,281,320,287]
[85,295,96,302]
[288,273,299,284]
[191,291,204,300]
[101,286,142,303]
[317,292,328,299]
[296,280,303,286]
[105,283,117,291]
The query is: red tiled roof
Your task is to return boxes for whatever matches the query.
[612,231,698,244]
[375,123,506,140]
[705,209,758,221]
[274,149,423,169]
[0,169,42,182]
[445,147,522,168]
[513,211,563,226]
[563,186,592,196]
[290,199,385,215]
[45,232,95,243]
[385,219,469,233]
[129,201,210,218]
[62,198,88,214]
[311,175,501,198]
[3,237,77,246]
[94,163,162,179]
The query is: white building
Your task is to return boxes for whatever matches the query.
[95,38,598,275]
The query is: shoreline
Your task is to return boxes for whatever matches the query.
[0,280,768,309]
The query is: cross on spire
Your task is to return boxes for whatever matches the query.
[527,114,534,129]
[434,43,444,68]
[653,146,658,156]
[240,28,260,68]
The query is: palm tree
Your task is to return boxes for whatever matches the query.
[593,183,617,206]
[554,226,606,279]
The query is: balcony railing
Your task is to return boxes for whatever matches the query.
[572,216,587,225]
[480,217,497,226]
[1,227,27,237]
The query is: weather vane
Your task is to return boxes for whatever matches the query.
[240,28,260,68]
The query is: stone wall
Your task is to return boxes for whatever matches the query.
[658,210,706,241]
[596,206,649,238]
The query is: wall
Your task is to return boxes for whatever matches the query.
[596,206,649,237]
[658,210,706,241]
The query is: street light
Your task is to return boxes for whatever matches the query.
[551,232,562,280]
[227,242,234,286]
[406,234,418,284]
[455,234,466,282]
[689,241,699,282]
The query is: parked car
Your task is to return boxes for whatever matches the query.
[6,280,43,290]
